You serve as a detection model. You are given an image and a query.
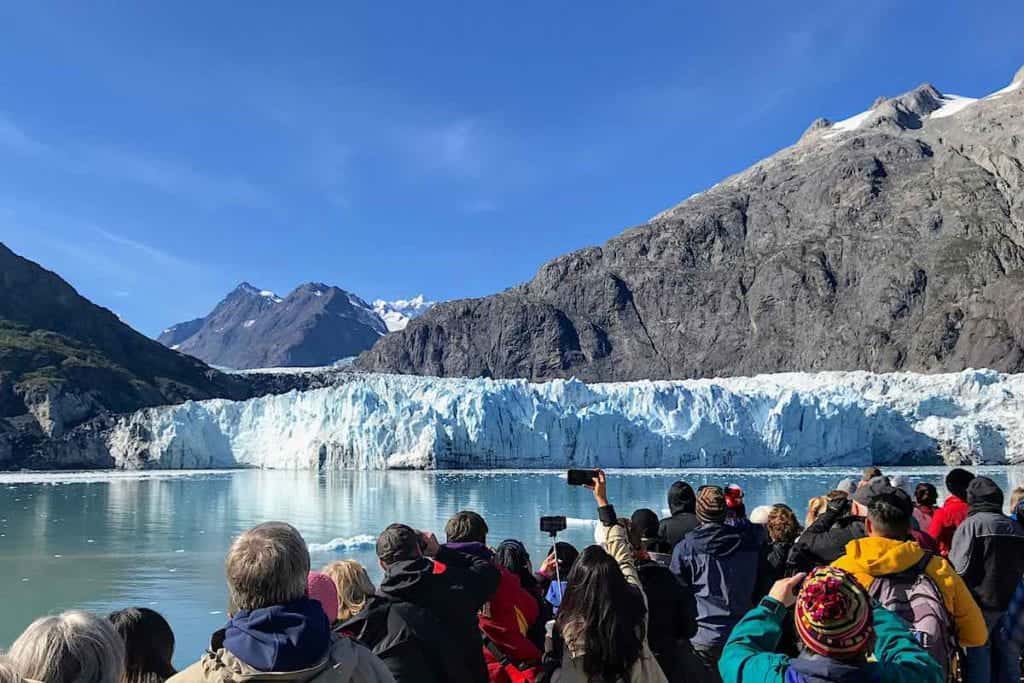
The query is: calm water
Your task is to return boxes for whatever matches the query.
[1,467,1022,666]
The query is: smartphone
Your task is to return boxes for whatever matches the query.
[566,469,599,486]
[540,516,567,534]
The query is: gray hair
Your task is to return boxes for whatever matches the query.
[0,656,25,683]
[6,611,125,683]
[226,521,310,612]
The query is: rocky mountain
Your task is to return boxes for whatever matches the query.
[0,242,253,466]
[160,282,387,369]
[359,66,1024,382]
[372,295,437,332]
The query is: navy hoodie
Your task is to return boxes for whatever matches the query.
[785,655,881,683]
[223,598,332,672]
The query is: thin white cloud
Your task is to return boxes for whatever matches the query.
[0,111,50,156]
[412,118,486,179]
[94,227,195,270]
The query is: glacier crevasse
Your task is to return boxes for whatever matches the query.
[107,370,1024,470]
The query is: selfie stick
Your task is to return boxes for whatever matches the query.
[548,527,563,601]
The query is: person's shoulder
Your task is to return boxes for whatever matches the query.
[167,656,216,683]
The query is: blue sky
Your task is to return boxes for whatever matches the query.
[2,2,1022,336]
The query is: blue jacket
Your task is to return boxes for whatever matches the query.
[224,598,332,672]
[670,522,764,648]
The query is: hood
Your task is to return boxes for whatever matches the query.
[786,654,878,683]
[668,482,696,515]
[224,598,332,673]
[686,523,749,558]
[967,477,1004,515]
[379,557,436,603]
[443,541,492,560]
[838,537,923,576]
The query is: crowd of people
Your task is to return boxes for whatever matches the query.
[4,467,1024,683]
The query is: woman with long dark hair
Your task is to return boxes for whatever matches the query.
[913,483,939,531]
[546,471,668,683]
[108,608,176,683]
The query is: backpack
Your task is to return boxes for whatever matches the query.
[868,552,962,682]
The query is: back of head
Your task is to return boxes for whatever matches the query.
[749,505,774,526]
[1011,486,1024,512]
[8,611,126,683]
[796,567,874,661]
[667,481,695,515]
[767,505,801,544]
[558,545,645,679]
[630,508,660,540]
[107,608,175,683]
[307,571,340,624]
[946,468,976,500]
[494,539,533,585]
[835,478,858,496]
[967,476,1004,508]
[322,560,376,622]
[550,541,580,575]
[867,492,913,539]
[862,466,882,482]
[915,483,938,507]
[444,510,489,544]
[376,523,423,567]
[0,657,24,683]
[225,521,309,613]
[696,486,727,525]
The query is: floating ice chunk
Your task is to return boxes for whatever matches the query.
[307,534,378,553]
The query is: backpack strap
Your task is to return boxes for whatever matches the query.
[481,631,533,672]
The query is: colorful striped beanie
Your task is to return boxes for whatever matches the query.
[696,486,727,524]
[795,567,874,659]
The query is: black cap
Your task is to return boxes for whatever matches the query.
[854,476,897,507]
[376,523,422,565]
[630,508,660,538]
[946,468,976,500]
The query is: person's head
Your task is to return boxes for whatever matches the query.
[853,477,901,518]
[861,467,882,483]
[915,482,938,508]
[767,505,801,544]
[805,496,829,526]
[749,505,774,526]
[724,484,744,510]
[946,468,976,500]
[321,560,376,622]
[834,478,858,496]
[376,523,423,569]
[494,539,535,588]
[107,608,175,683]
[548,541,579,575]
[795,567,875,661]
[1011,486,1024,513]
[7,611,125,683]
[629,509,660,540]
[889,475,911,495]
[444,510,489,544]
[865,492,914,540]
[667,481,695,515]
[307,571,340,624]
[557,544,646,680]
[696,486,727,525]
[225,522,309,613]
[967,476,1004,508]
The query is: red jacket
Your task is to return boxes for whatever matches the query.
[928,495,970,557]
[481,565,542,682]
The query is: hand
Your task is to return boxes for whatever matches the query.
[585,469,609,507]
[539,552,558,577]
[419,531,440,557]
[768,573,807,609]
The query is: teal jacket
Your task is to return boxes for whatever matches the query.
[718,598,943,683]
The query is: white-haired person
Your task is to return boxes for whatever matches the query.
[6,610,125,683]
[169,521,395,683]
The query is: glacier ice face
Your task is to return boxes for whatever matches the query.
[106,369,1024,470]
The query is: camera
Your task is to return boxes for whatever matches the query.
[540,515,567,534]
[566,469,599,486]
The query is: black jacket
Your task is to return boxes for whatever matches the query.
[788,508,866,572]
[659,512,700,548]
[636,558,697,681]
[950,479,1024,621]
[343,547,499,683]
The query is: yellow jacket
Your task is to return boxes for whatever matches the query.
[832,536,988,648]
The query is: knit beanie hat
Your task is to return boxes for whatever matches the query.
[307,571,339,623]
[696,486,727,524]
[795,566,875,660]
[724,484,744,509]
[946,468,976,500]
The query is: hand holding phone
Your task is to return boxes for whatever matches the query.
[768,572,807,608]
[567,469,599,486]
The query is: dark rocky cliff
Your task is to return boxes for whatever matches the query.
[359,71,1024,381]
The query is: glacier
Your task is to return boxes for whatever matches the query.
[105,369,1024,470]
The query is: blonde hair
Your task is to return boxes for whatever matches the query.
[0,657,25,683]
[1011,486,1024,512]
[7,611,125,683]
[805,496,828,527]
[226,522,309,612]
[322,560,376,622]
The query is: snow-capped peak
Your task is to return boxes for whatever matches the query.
[373,295,437,332]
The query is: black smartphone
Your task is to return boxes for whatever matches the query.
[540,516,568,534]
[567,469,599,486]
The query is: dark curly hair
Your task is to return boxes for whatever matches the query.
[766,505,801,544]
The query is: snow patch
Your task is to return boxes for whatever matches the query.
[107,370,1024,470]
[259,290,284,303]
[242,319,256,328]
[373,295,437,332]
[930,94,978,119]
[822,109,875,139]
[170,344,181,350]
[987,80,1023,99]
